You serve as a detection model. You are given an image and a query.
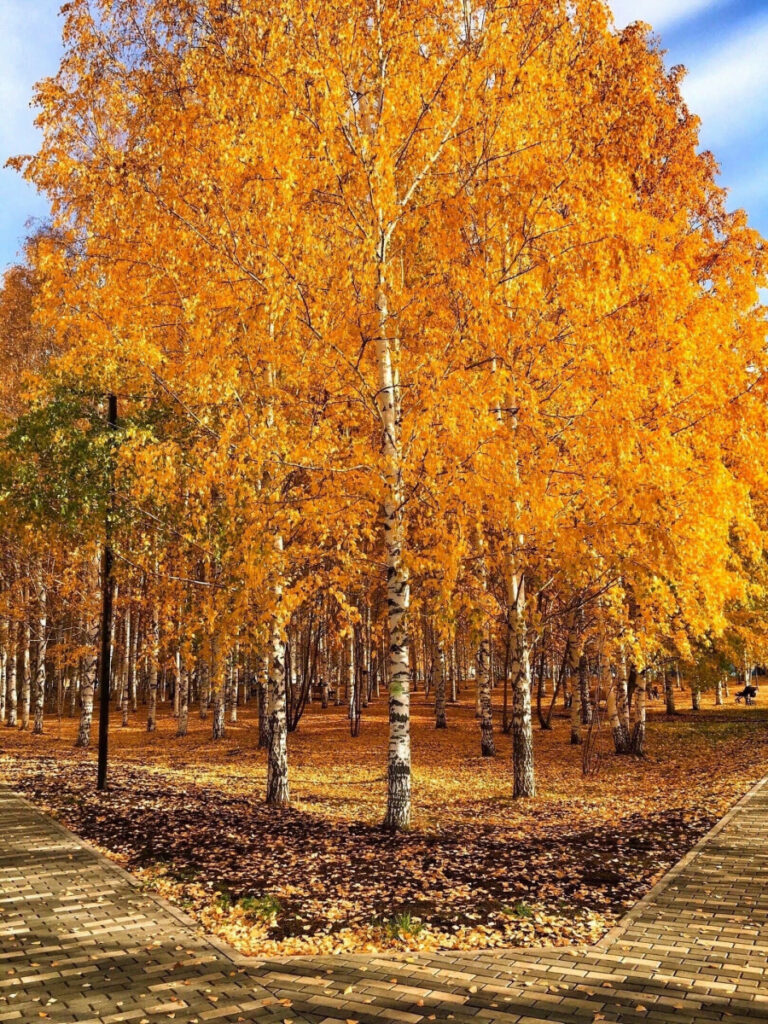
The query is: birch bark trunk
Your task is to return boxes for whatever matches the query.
[476,627,495,756]
[33,575,47,734]
[211,638,226,740]
[664,666,676,715]
[0,622,7,724]
[376,251,411,831]
[21,608,31,730]
[147,609,159,732]
[631,671,647,756]
[177,653,189,737]
[120,608,131,726]
[434,643,447,729]
[266,536,289,806]
[6,625,17,728]
[508,564,534,796]
[76,625,98,748]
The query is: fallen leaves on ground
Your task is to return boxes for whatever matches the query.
[3,693,767,957]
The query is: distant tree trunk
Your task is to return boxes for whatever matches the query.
[70,657,80,718]
[198,657,209,719]
[75,634,97,748]
[570,678,582,745]
[610,658,631,753]
[176,651,189,737]
[0,622,7,725]
[346,632,356,722]
[691,686,701,711]
[227,648,238,724]
[631,672,647,756]
[266,628,289,806]
[33,577,47,735]
[715,677,724,706]
[607,665,631,755]
[147,610,159,732]
[20,611,31,730]
[477,627,495,756]
[211,638,226,740]
[449,642,458,703]
[509,566,535,796]
[434,643,447,729]
[129,608,139,712]
[120,608,131,726]
[664,666,676,715]
[6,625,17,728]
[257,656,269,748]
[578,652,591,725]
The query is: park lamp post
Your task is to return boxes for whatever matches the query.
[97,393,117,791]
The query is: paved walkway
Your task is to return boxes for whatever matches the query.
[1,778,767,1024]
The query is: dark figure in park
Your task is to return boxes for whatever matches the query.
[735,685,758,705]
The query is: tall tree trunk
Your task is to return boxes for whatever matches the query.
[33,576,47,735]
[266,627,289,805]
[20,610,31,730]
[449,642,458,703]
[211,638,226,740]
[691,686,701,711]
[609,657,631,753]
[346,632,355,722]
[121,608,131,727]
[257,655,269,748]
[0,621,7,725]
[6,625,17,728]
[147,609,159,732]
[476,627,495,756]
[508,566,535,796]
[578,652,591,725]
[631,671,647,756]
[664,666,676,715]
[607,666,630,755]
[715,676,724,706]
[376,252,411,832]
[570,673,582,745]
[434,643,447,729]
[177,653,189,737]
[76,632,97,748]
[129,608,139,712]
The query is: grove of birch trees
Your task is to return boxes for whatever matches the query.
[0,0,766,829]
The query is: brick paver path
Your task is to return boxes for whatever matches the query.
[2,777,767,1023]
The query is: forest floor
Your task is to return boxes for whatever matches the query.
[2,688,768,959]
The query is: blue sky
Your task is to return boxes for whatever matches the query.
[0,0,766,272]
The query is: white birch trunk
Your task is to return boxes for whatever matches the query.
[147,609,159,732]
[266,536,289,805]
[33,576,47,735]
[631,672,647,756]
[21,611,31,730]
[120,608,131,726]
[376,254,411,831]
[6,625,17,728]
[508,565,534,796]
[434,643,447,729]
[177,652,189,737]
[76,626,98,748]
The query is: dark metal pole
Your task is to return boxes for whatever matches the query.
[97,394,117,791]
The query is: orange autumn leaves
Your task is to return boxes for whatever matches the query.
[0,0,766,818]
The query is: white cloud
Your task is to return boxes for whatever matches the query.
[681,16,768,146]
[607,0,716,31]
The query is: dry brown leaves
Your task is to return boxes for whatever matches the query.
[3,692,767,957]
